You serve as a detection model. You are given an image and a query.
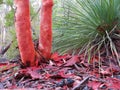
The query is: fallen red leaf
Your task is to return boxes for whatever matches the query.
[37,84,43,89]
[51,52,59,61]
[88,81,101,90]
[51,53,71,66]
[19,67,42,79]
[44,73,51,79]
[51,53,71,61]
[65,55,80,66]
[106,77,120,89]
[27,68,42,79]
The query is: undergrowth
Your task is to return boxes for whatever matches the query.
[53,0,120,65]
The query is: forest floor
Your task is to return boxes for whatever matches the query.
[0,53,120,90]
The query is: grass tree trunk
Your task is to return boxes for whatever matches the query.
[39,0,53,59]
[14,0,37,67]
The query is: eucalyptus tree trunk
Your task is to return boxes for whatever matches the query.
[14,0,53,67]
[14,0,37,66]
[39,0,53,59]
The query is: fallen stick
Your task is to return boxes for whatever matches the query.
[72,76,91,90]
[0,41,13,55]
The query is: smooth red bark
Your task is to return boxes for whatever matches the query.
[39,0,53,59]
[14,0,53,66]
[14,0,37,66]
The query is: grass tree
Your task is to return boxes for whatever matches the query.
[53,0,120,65]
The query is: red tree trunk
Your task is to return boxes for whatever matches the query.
[39,0,53,59]
[14,0,37,66]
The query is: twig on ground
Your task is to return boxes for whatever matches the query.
[72,76,91,90]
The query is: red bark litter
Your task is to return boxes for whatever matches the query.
[106,77,120,89]
[0,54,120,89]
[14,0,38,66]
[88,81,101,89]
[64,55,80,66]
[39,0,53,59]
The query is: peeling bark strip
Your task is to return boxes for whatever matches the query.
[39,0,53,59]
[14,0,36,66]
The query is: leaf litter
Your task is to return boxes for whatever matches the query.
[0,53,120,90]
